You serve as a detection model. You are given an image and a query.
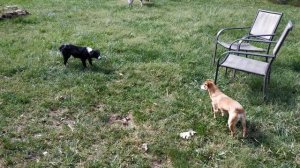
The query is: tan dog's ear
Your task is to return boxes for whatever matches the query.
[201,80,215,91]
[207,79,214,83]
[206,82,211,88]
[206,80,214,88]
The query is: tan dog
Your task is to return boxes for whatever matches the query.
[201,80,247,137]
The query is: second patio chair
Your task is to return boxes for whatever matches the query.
[212,9,283,64]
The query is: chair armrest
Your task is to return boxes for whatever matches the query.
[227,34,277,51]
[226,51,275,58]
[238,38,277,44]
[243,34,275,39]
[216,26,251,41]
[217,51,275,65]
[227,38,243,50]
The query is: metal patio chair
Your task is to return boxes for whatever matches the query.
[214,21,293,99]
[212,9,283,64]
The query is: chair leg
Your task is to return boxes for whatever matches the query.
[233,70,237,79]
[263,75,268,100]
[268,68,271,83]
[266,45,271,62]
[212,43,218,65]
[215,60,220,84]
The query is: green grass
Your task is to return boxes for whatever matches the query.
[0,0,300,167]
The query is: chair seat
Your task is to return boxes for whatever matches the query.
[219,41,266,52]
[220,54,269,75]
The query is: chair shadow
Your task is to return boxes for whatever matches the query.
[267,84,298,106]
[290,60,300,72]
[239,76,298,107]
[275,59,300,73]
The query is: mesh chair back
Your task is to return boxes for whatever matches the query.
[273,21,293,56]
[250,10,282,40]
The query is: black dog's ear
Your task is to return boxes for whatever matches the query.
[89,49,101,59]
[94,50,100,55]
[91,50,100,56]
[59,44,71,52]
[59,45,65,51]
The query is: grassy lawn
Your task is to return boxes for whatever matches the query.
[0,0,299,167]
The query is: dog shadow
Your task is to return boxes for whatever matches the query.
[237,120,272,147]
[90,61,115,74]
[93,57,115,74]
[65,59,115,74]
[142,2,156,7]
[215,116,271,147]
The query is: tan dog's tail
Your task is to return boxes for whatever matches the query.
[241,113,247,138]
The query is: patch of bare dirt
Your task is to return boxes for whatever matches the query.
[108,112,135,128]
[94,103,106,112]
[0,6,30,20]
[15,114,27,134]
[151,159,163,168]
[49,108,68,117]
[0,158,5,168]
[151,158,172,168]
[48,108,75,131]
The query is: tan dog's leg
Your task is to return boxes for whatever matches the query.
[241,113,247,138]
[228,113,238,137]
[220,110,225,116]
[128,0,134,7]
[140,0,143,6]
[211,102,218,118]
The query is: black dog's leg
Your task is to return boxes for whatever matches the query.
[63,54,71,66]
[81,58,87,68]
[88,58,93,66]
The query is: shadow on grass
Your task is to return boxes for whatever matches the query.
[242,76,298,107]
[65,59,115,74]
[142,2,156,8]
[267,84,298,106]
[238,120,272,147]
[289,60,300,72]
[90,65,115,74]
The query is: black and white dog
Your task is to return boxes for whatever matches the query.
[59,44,101,68]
